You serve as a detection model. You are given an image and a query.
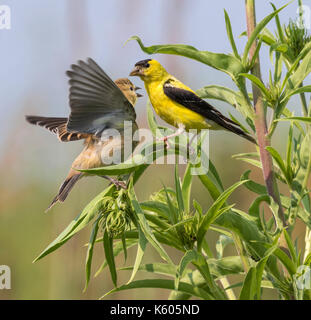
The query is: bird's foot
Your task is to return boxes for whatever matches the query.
[156,136,170,149]
[101,175,127,189]
[187,143,196,157]
[110,178,127,189]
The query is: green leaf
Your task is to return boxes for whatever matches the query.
[198,171,221,200]
[123,257,244,280]
[281,108,305,135]
[121,234,127,263]
[101,279,214,300]
[280,41,311,93]
[175,250,198,290]
[283,85,311,101]
[174,164,184,215]
[120,263,177,278]
[249,39,263,69]
[240,73,270,98]
[266,146,289,183]
[255,244,278,299]
[78,154,146,176]
[163,186,179,225]
[197,180,247,251]
[275,116,311,124]
[192,253,226,299]
[128,181,173,265]
[94,239,138,278]
[216,235,234,259]
[293,131,311,192]
[208,160,225,192]
[127,227,148,284]
[182,163,193,214]
[140,201,170,220]
[224,9,240,59]
[208,256,244,278]
[146,101,158,137]
[283,229,298,265]
[235,156,286,184]
[263,244,297,275]
[128,36,245,79]
[241,170,267,195]
[287,51,311,90]
[229,113,250,134]
[103,231,117,287]
[270,3,285,43]
[84,216,100,291]
[286,123,294,182]
[239,267,257,300]
[270,43,288,54]
[242,3,289,64]
[33,185,114,262]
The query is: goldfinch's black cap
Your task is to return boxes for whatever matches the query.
[135,59,152,68]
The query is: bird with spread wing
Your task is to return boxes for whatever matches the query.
[130,59,256,145]
[26,58,141,211]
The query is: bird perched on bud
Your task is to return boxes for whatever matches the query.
[130,59,256,145]
[26,58,141,211]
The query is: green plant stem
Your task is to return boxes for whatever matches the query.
[299,85,308,117]
[245,0,286,227]
[232,232,250,272]
[304,228,311,261]
[219,277,236,300]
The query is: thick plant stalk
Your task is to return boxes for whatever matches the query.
[245,0,286,227]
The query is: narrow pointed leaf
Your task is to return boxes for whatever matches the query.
[103,231,117,287]
[127,228,148,284]
[224,9,240,59]
[84,217,100,291]
[239,267,257,300]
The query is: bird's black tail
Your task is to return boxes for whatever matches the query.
[227,124,257,145]
[218,119,257,145]
[46,173,83,212]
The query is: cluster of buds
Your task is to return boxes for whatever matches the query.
[100,189,132,238]
[284,19,311,59]
[182,212,199,249]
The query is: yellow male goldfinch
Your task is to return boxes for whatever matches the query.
[130,59,256,145]
[26,58,141,211]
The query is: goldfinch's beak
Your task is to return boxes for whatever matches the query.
[130,66,143,77]
[135,86,141,91]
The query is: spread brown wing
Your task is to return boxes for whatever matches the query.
[25,116,87,142]
[163,80,256,144]
[66,58,137,137]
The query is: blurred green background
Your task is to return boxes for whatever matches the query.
[0,0,305,299]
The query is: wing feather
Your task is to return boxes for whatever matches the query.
[66,58,136,136]
[163,79,256,144]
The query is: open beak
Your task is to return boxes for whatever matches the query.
[129,66,143,77]
[136,92,143,98]
[135,86,141,91]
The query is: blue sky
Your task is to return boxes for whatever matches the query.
[0,0,303,155]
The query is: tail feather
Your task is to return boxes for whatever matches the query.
[46,173,83,212]
[25,115,87,142]
[25,116,68,133]
[220,120,257,145]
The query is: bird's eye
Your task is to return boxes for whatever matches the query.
[130,87,134,91]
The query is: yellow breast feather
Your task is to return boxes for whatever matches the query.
[145,78,210,131]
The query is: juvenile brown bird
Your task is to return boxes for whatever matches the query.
[26,58,141,211]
